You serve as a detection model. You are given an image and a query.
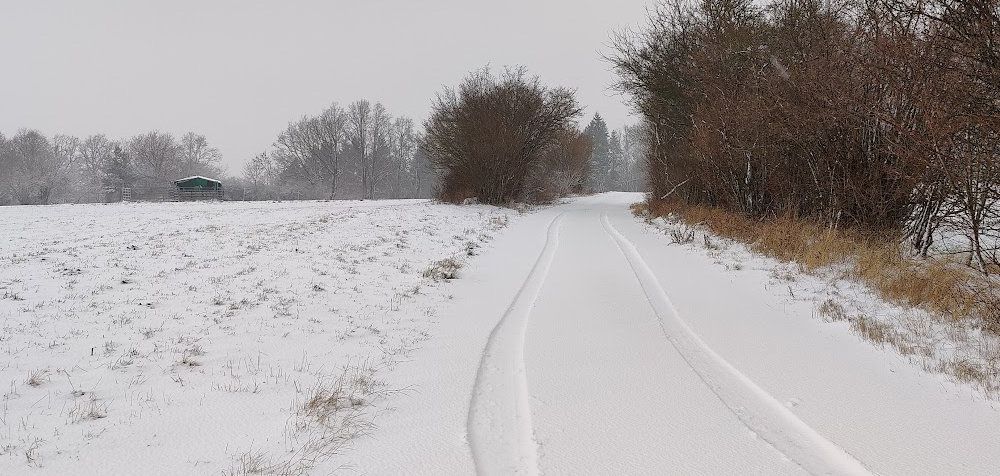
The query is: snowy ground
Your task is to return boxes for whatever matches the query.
[4,194,1000,475]
[0,199,515,474]
[343,193,1000,476]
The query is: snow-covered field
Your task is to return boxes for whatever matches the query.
[4,194,1000,475]
[0,199,514,474]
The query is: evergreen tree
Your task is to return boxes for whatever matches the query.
[101,143,136,190]
[583,113,610,191]
[608,130,624,191]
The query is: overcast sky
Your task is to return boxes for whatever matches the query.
[0,1,651,173]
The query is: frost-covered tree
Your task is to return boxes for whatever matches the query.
[3,130,78,204]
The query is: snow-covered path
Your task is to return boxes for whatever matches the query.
[350,193,1000,475]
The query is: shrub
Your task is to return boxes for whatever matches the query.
[422,66,583,205]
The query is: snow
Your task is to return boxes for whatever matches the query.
[0,199,515,474]
[173,175,222,184]
[3,193,999,475]
[346,193,1000,475]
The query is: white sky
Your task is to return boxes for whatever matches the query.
[0,1,651,173]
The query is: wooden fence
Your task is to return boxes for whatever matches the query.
[173,188,225,201]
[119,187,225,202]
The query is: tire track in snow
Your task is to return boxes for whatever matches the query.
[467,213,563,476]
[600,210,877,476]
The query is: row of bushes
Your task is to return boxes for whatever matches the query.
[609,0,999,269]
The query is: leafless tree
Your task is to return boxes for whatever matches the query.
[77,134,115,191]
[609,0,1000,273]
[0,132,12,205]
[179,132,224,178]
[347,100,393,200]
[616,124,648,192]
[273,103,347,199]
[529,127,593,201]
[128,131,180,183]
[423,66,583,204]
[386,117,419,198]
[243,151,278,200]
[2,130,78,205]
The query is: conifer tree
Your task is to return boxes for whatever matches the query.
[584,113,611,192]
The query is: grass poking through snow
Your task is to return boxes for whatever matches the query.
[636,199,1000,398]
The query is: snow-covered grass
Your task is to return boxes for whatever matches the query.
[635,204,1000,400]
[0,199,515,474]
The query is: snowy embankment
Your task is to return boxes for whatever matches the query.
[0,199,514,474]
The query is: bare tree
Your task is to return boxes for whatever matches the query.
[4,130,76,205]
[0,132,12,205]
[423,66,583,204]
[179,132,224,178]
[347,100,393,200]
[78,134,115,191]
[273,103,347,199]
[129,131,180,182]
[617,124,648,192]
[386,117,419,198]
[243,151,278,200]
[529,127,593,201]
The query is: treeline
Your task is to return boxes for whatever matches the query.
[423,66,641,205]
[0,130,223,205]
[585,114,648,193]
[2,76,639,206]
[243,100,433,201]
[611,0,1000,268]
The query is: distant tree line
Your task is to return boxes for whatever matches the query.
[610,0,1000,270]
[424,66,648,205]
[241,100,431,201]
[583,114,647,193]
[0,130,223,205]
[2,77,642,207]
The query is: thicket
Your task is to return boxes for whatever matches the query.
[610,0,1000,270]
[422,67,586,205]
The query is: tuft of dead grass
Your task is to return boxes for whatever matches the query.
[67,395,109,423]
[423,257,462,281]
[222,362,393,476]
[25,369,50,388]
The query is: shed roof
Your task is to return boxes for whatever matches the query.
[174,175,222,184]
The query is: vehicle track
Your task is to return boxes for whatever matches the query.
[600,210,876,476]
[466,213,563,476]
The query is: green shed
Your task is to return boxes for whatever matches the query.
[172,176,224,201]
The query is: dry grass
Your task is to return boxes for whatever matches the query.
[637,199,1000,396]
[637,200,1000,332]
[25,369,50,387]
[222,363,392,476]
[422,257,462,281]
[67,395,109,423]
